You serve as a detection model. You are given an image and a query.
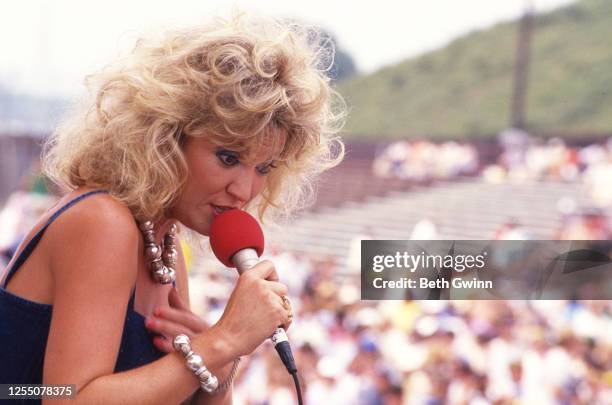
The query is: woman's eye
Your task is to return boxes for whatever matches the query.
[256,163,277,175]
[216,150,240,167]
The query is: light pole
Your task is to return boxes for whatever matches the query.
[510,0,535,130]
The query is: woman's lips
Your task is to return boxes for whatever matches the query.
[211,204,234,217]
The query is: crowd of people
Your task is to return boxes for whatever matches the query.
[489,131,612,240]
[370,131,612,242]
[484,129,581,183]
[484,130,612,208]
[373,131,612,211]
[191,250,612,404]
[372,140,479,182]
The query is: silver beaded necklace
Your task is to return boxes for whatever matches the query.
[138,221,177,284]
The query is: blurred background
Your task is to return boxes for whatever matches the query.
[1,0,611,404]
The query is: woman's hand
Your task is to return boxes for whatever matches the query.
[145,288,209,353]
[213,260,291,358]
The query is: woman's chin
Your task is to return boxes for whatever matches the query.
[198,220,212,236]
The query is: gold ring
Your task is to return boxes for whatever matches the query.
[282,295,293,323]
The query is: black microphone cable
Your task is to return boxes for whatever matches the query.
[291,371,303,405]
[274,339,303,405]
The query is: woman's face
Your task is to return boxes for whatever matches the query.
[169,134,284,235]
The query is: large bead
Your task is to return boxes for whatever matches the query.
[155,267,175,284]
[168,223,178,235]
[173,334,191,353]
[201,375,219,392]
[153,267,168,282]
[145,244,162,261]
[165,268,176,284]
[186,354,204,371]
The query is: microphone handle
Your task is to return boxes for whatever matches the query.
[232,249,297,374]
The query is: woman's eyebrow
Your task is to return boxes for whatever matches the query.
[215,147,241,156]
[256,159,277,166]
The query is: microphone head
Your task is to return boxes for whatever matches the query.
[209,210,264,268]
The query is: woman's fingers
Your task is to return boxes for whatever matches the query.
[152,335,174,353]
[266,280,288,297]
[278,295,293,331]
[146,294,208,352]
[247,260,279,282]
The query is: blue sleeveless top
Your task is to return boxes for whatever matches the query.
[0,190,165,395]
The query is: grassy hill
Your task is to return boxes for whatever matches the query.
[338,0,612,139]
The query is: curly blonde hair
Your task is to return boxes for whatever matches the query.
[42,13,345,224]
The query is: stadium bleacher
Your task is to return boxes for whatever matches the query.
[281,179,598,260]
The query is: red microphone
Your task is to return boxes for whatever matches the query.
[209,210,297,374]
[209,209,265,272]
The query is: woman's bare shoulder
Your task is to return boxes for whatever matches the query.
[46,188,140,286]
[49,188,136,234]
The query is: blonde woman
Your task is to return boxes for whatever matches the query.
[0,13,344,405]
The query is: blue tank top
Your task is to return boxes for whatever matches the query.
[0,190,165,400]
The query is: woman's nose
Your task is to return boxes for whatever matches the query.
[226,169,255,204]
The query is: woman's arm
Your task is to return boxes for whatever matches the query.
[41,196,234,405]
[56,328,233,405]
